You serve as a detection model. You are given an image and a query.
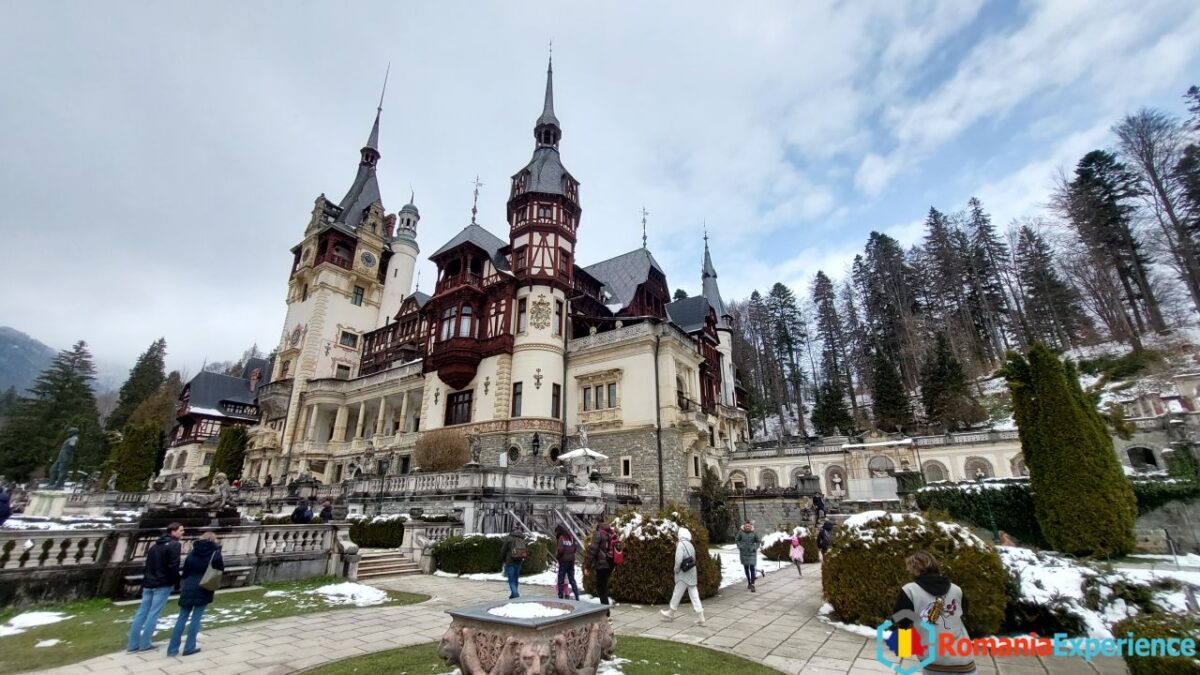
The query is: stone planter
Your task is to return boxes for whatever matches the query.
[439,597,613,674]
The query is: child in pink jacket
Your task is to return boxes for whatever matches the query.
[789,533,804,576]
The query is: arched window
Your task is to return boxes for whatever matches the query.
[964,457,994,479]
[760,469,778,489]
[922,461,949,483]
[1127,447,1159,472]
[458,305,474,338]
[868,456,895,476]
[440,307,457,341]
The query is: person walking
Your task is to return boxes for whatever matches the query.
[817,520,834,559]
[789,532,805,576]
[126,522,184,653]
[586,521,615,606]
[167,531,225,657]
[891,550,976,674]
[263,474,273,487]
[318,501,334,522]
[499,526,528,599]
[0,489,11,526]
[659,527,705,625]
[812,491,826,523]
[734,521,761,591]
[290,500,313,524]
[554,524,580,601]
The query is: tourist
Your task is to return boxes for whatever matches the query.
[586,521,615,606]
[263,474,273,487]
[0,488,10,526]
[318,501,334,522]
[499,526,528,599]
[812,491,826,523]
[554,524,580,601]
[891,550,975,674]
[167,530,225,657]
[789,532,804,576]
[817,520,834,558]
[734,521,761,592]
[291,500,313,524]
[659,527,705,625]
[126,522,184,653]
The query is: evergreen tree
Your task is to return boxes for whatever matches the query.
[964,198,1013,360]
[698,465,733,544]
[1014,226,1089,349]
[211,425,249,479]
[811,378,854,436]
[106,424,160,492]
[106,338,167,432]
[870,349,911,432]
[673,288,688,301]
[854,233,923,388]
[811,271,857,420]
[920,333,984,431]
[1001,344,1137,556]
[768,282,809,435]
[0,341,102,479]
[126,371,184,474]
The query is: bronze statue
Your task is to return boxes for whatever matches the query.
[47,427,79,489]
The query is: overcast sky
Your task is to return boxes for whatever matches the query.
[1,1,1198,376]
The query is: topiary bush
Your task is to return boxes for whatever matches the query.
[432,534,553,576]
[583,505,721,604]
[348,514,407,548]
[761,527,818,563]
[413,428,470,471]
[822,511,1006,636]
[1112,613,1200,675]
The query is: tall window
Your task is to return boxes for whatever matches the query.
[281,360,291,378]
[445,391,473,426]
[511,382,523,417]
[517,298,527,332]
[594,384,605,409]
[458,305,474,338]
[301,284,309,301]
[538,205,551,219]
[693,455,701,477]
[582,387,592,411]
[515,248,527,273]
[440,307,457,341]
[554,300,563,336]
[607,383,617,408]
[621,457,632,477]
[551,384,561,419]
[351,286,364,306]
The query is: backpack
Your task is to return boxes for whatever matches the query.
[512,536,529,561]
[817,528,831,550]
[609,534,624,566]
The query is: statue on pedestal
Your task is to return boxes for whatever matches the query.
[577,424,589,450]
[467,433,482,465]
[106,472,118,492]
[47,427,79,489]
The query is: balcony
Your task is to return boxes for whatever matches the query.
[435,272,483,294]
[315,252,352,270]
[675,394,709,432]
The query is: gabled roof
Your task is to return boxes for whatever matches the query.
[184,368,260,421]
[666,296,712,334]
[583,248,664,310]
[431,223,507,260]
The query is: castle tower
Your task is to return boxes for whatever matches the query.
[378,193,420,326]
[702,232,736,409]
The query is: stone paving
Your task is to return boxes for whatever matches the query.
[38,565,1128,674]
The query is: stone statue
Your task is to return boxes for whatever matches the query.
[180,472,231,510]
[468,433,482,464]
[106,472,118,491]
[577,424,589,449]
[146,472,158,492]
[47,427,79,489]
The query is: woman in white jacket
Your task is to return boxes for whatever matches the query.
[659,527,705,624]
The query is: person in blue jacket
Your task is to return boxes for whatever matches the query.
[167,530,224,657]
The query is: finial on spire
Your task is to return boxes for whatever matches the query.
[471,176,484,225]
[640,207,650,249]
[415,269,421,292]
[409,185,415,205]
[364,64,389,153]
[535,47,560,140]
[378,62,390,113]
[703,221,709,246]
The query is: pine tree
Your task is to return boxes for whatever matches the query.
[211,425,249,479]
[1014,226,1089,349]
[871,349,911,432]
[0,341,102,479]
[811,271,857,420]
[964,198,1013,361]
[854,233,923,388]
[1002,344,1136,556]
[811,378,854,436]
[673,288,688,301]
[106,338,167,432]
[920,333,984,432]
[767,282,809,435]
[127,371,184,474]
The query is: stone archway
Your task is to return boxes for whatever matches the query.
[922,460,949,483]
[1126,447,1159,472]
[867,455,895,477]
[759,469,778,489]
[824,465,846,498]
[964,456,994,479]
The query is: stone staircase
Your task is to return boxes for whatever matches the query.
[356,549,422,580]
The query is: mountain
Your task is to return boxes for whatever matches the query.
[0,326,57,395]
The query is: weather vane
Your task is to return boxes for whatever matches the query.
[471,176,484,225]
[640,207,650,249]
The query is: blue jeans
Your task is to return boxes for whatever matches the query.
[504,562,522,598]
[557,562,579,599]
[126,585,172,651]
[167,604,206,656]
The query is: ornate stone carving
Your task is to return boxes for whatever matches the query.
[529,294,552,330]
[438,617,614,675]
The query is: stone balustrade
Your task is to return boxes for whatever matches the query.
[732,429,1022,461]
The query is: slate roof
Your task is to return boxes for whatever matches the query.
[515,147,573,196]
[409,291,431,308]
[429,223,511,272]
[537,59,559,129]
[701,242,729,326]
[335,162,382,231]
[583,248,664,310]
[666,296,712,333]
[184,367,261,421]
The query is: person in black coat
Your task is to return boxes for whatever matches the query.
[291,501,313,524]
[0,490,11,526]
[167,531,224,657]
[126,523,183,652]
[318,501,333,522]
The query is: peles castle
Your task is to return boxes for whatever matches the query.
[160,59,750,509]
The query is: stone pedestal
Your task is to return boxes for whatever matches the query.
[26,491,70,518]
[440,597,613,674]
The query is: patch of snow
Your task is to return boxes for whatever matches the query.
[0,611,73,638]
[35,639,62,648]
[1129,553,1200,566]
[816,603,878,638]
[308,583,388,607]
[841,439,913,450]
[263,590,289,597]
[488,602,571,619]
[596,657,630,675]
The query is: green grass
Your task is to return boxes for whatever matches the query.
[0,577,427,674]
[305,636,779,675]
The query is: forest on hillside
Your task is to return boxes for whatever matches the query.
[729,87,1200,440]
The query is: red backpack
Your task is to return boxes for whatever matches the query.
[609,533,624,566]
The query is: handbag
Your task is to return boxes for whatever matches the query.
[679,542,696,573]
[199,553,222,592]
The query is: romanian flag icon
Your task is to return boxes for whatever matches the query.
[885,628,928,658]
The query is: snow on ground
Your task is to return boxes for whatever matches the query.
[0,612,73,638]
[309,583,388,607]
[817,603,878,638]
[488,602,571,619]
[715,544,790,588]
[35,639,62,648]
[596,657,630,675]
[1129,553,1200,567]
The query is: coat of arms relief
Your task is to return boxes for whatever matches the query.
[529,294,553,330]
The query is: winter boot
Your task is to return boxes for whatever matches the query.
[695,611,707,626]
[660,608,678,621]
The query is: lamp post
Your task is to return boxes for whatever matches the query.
[975,468,999,542]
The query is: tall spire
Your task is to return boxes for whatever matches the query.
[534,47,561,148]
[701,226,727,325]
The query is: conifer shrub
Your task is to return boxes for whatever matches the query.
[582,505,721,603]
[1112,613,1200,675]
[761,527,819,563]
[413,429,470,472]
[347,514,407,548]
[915,479,1046,546]
[432,534,553,576]
[210,425,248,479]
[821,511,1006,636]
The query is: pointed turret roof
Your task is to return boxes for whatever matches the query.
[365,108,381,151]
[514,56,573,197]
[536,56,559,129]
[336,108,384,230]
[701,234,729,326]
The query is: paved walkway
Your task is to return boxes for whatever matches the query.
[39,567,1127,675]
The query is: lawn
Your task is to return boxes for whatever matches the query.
[306,636,779,675]
[0,577,427,674]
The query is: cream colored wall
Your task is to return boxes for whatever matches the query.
[511,285,566,421]
[378,238,419,328]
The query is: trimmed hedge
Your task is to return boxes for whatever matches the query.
[1112,613,1200,675]
[349,516,406,548]
[761,528,819,564]
[583,505,722,604]
[822,512,1007,636]
[915,480,1045,546]
[432,535,553,576]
